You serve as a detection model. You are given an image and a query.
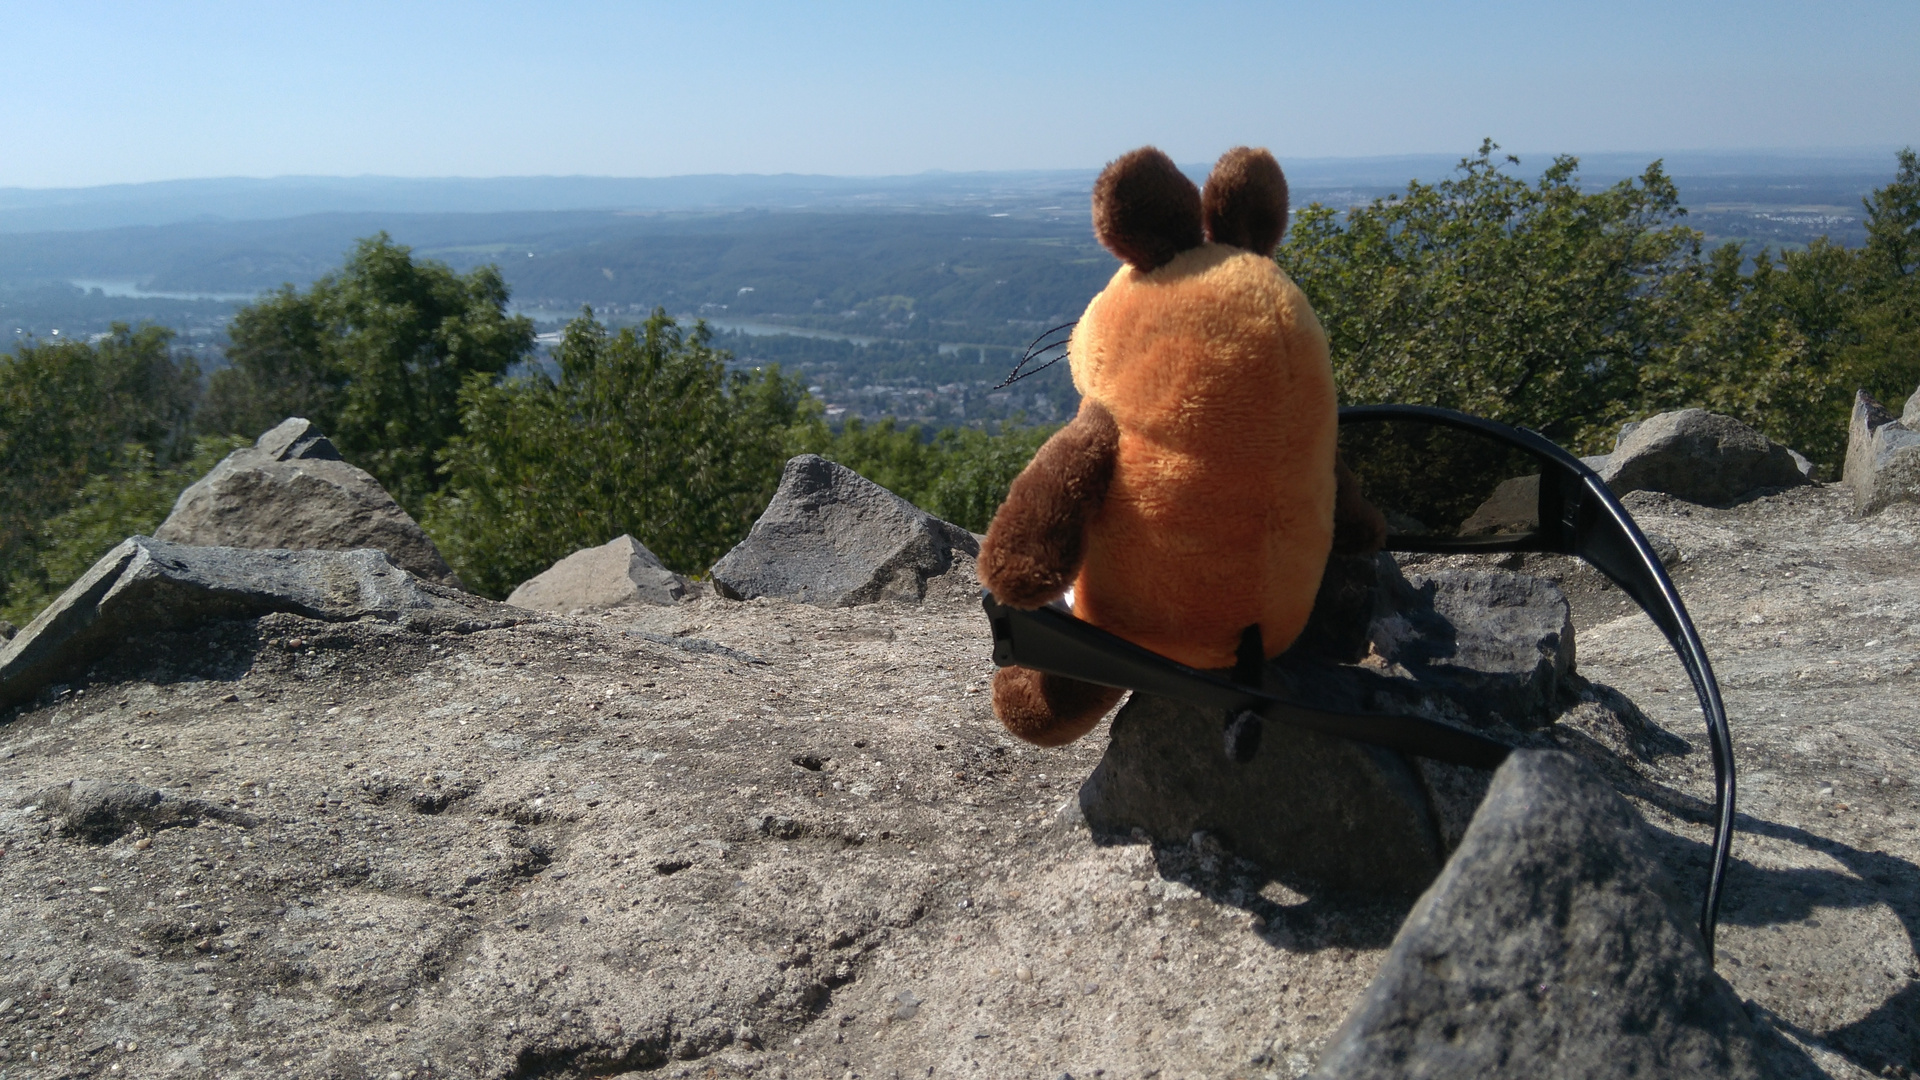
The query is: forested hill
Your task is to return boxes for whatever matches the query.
[3,151,1897,351]
[504,211,1110,347]
[0,210,1111,349]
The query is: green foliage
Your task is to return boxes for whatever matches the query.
[1,436,249,627]
[1634,149,1918,466]
[1281,141,1698,452]
[423,305,1054,598]
[1850,148,1920,407]
[1636,239,1854,466]
[0,324,200,613]
[201,282,338,442]
[1283,143,1920,469]
[795,416,942,507]
[793,415,1055,534]
[424,309,808,598]
[206,233,535,512]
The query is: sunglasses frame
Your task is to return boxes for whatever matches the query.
[982,403,1735,958]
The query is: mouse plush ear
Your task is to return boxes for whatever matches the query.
[1092,147,1204,272]
[1203,147,1289,255]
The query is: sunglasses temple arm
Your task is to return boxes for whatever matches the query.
[1573,476,1736,960]
[1678,626,1736,963]
[981,591,1512,769]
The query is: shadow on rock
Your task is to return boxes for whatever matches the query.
[1707,817,1917,1077]
[1128,827,1416,955]
[1563,729,1919,1077]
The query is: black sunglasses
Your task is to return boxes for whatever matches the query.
[982,403,1734,959]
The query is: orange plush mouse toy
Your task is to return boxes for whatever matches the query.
[977,145,1384,747]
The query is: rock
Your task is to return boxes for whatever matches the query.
[1641,531,1681,568]
[0,619,13,642]
[1843,388,1920,515]
[1375,567,1576,729]
[506,535,691,612]
[1457,474,1541,537]
[1293,556,1575,731]
[1079,558,1578,895]
[1311,750,1765,1079]
[1292,556,1577,712]
[156,417,461,587]
[0,478,1897,1078]
[709,454,978,606]
[1597,408,1810,506]
[0,536,521,709]
[1077,690,1452,895]
[22,780,248,842]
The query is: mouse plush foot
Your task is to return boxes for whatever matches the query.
[991,665,1126,747]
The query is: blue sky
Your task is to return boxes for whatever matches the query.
[6,0,1917,188]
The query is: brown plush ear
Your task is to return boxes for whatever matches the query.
[1202,147,1289,255]
[1092,147,1204,272]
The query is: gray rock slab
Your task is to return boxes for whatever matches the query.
[1382,567,1576,729]
[1292,556,1576,731]
[1311,749,1765,1080]
[1843,388,1920,515]
[1082,559,1579,895]
[0,479,1902,1078]
[1077,690,1452,895]
[156,416,462,587]
[709,454,978,606]
[506,534,690,612]
[0,536,521,709]
[1599,408,1811,506]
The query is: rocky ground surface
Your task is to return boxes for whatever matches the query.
[0,483,1914,1079]
[1538,485,1920,1079]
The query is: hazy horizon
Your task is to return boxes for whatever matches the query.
[3,145,1911,193]
[2,145,1905,237]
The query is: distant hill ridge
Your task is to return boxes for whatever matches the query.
[2,148,1901,234]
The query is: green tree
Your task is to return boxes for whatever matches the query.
[1848,148,1920,407]
[918,422,1056,532]
[425,309,808,597]
[1635,243,1832,463]
[200,283,339,441]
[1279,143,1920,470]
[1,436,249,627]
[1280,141,1699,452]
[793,416,941,504]
[1634,150,1920,467]
[206,233,535,512]
[0,324,200,612]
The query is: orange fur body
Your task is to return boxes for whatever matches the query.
[1067,243,1337,668]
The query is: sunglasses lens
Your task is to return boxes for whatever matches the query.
[1338,418,1553,544]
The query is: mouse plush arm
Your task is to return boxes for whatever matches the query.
[977,399,1120,608]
